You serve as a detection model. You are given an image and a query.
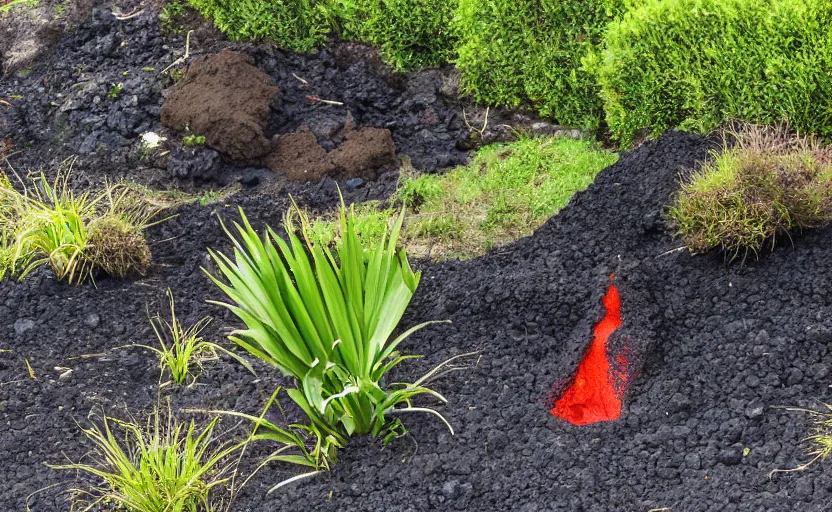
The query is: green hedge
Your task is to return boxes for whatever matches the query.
[184,0,341,52]
[185,0,455,70]
[342,0,457,70]
[587,0,832,145]
[454,0,629,131]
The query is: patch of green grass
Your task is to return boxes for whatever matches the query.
[185,0,341,52]
[454,0,629,131]
[0,0,37,14]
[341,0,457,70]
[0,169,163,284]
[668,125,832,259]
[307,136,617,259]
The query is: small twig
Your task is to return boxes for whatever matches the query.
[292,73,309,85]
[0,100,11,107]
[462,106,489,137]
[64,353,106,361]
[306,96,344,106]
[162,30,194,75]
[114,9,145,20]
[657,246,688,257]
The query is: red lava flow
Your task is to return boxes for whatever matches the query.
[551,280,626,426]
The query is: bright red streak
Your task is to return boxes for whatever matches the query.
[551,282,624,426]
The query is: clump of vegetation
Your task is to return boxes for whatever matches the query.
[454,0,628,130]
[185,0,340,52]
[587,0,832,146]
[341,0,457,70]
[186,0,454,70]
[669,125,832,258]
[308,136,617,259]
[51,406,244,512]
[135,290,253,387]
[0,0,38,14]
[206,201,462,475]
[108,83,124,100]
[0,168,162,284]
[160,0,186,32]
[182,134,206,147]
[85,215,153,279]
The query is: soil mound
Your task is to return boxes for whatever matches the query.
[160,49,278,162]
[266,124,396,183]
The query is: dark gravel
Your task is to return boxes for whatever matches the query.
[2,3,832,512]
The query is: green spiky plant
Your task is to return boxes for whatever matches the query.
[50,405,245,512]
[205,199,457,472]
[136,290,254,387]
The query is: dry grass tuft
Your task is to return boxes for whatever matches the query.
[669,124,832,260]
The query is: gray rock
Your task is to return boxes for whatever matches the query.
[13,318,34,335]
[85,313,100,329]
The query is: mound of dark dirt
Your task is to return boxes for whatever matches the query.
[5,131,832,511]
[160,49,278,162]
[266,124,396,183]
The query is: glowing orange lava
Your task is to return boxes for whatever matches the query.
[551,282,624,426]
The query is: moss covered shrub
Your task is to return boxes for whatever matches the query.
[454,0,629,130]
[184,0,342,52]
[185,0,455,70]
[588,0,832,146]
[669,125,832,258]
[343,0,457,70]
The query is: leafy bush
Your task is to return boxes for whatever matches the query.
[186,0,455,70]
[184,0,342,52]
[454,0,629,130]
[205,202,454,470]
[587,0,832,146]
[669,125,832,258]
[51,407,243,512]
[342,0,457,70]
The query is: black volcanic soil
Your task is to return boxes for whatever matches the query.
[5,130,832,511]
[2,3,832,512]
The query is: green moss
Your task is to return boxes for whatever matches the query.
[307,136,617,259]
[342,0,457,70]
[184,0,341,52]
[587,0,832,146]
[454,0,630,131]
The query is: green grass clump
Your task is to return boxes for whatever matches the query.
[185,0,341,52]
[342,0,457,70]
[205,201,458,474]
[308,136,617,259]
[587,0,832,146]
[136,290,253,387]
[0,169,162,284]
[669,125,832,259]
[454,0,629,131]
[51,406,244,512]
